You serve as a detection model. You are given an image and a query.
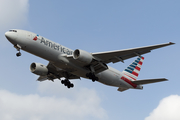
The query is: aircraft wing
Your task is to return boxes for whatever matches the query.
[132,78,168,85]
[92,42,174,64]
[37,62,80,81]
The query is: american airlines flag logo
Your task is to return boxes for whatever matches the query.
[33,35,39,41]
[123,57,144,80]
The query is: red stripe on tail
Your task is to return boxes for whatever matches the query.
[132,71,138,77]
[135,66,141,71]
[124,73,136,80]
[121,76,137,88]
[138,61,142,65]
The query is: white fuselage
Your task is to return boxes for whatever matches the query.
[5,29,143,90]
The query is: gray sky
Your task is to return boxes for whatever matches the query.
[1,0,179,120]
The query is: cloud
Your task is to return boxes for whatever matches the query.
[0,0,29,46]
[145,95,180,120]
[37,79,80,96]
[0,84,107,120]
[0,0,29,32]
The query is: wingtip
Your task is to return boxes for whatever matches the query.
[162,78,168,81]
[169,42,175,45]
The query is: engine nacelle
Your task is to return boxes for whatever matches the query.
[30,63,48,76]
[73,49,93,65]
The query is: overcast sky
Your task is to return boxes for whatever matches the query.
[1,0,180,120]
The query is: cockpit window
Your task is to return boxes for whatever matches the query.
[9,30,17,32]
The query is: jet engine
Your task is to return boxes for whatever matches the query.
[73,49,93,65]
[30,63,48,76]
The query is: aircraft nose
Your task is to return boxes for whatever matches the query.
[5,32,8,37]
[5,31,17,43]
[5,32,10,38]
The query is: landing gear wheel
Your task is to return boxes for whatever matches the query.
[64,80,69,86]
[67,85,71,88]
[70,83,74,88]
[61,80,65,84]
[61,79,74,88]
[16,52,21,57]
[67,83,74,88]
[14,44,22,57]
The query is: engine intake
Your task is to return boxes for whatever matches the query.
[30,63,48,76]
[73,49,93,65]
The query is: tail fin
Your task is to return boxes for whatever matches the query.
[122,56,144,80]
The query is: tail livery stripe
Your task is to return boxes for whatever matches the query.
[132,62,138,66]
[137,58,141,61]
[124,72,137,79]
[124,73,136,80]
[136,64,142,69]
[135,60,140,63]
[135,66,140,71]
[138,61,143,65]
[122,56,144,80]
[132,71,138,76]
[121,76,137,88]
[127,67,134,71]
[130,64,136,68]
[133,69,140,74]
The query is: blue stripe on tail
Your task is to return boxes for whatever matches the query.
[125,69,133,73]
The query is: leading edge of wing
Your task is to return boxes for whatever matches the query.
[132,78,168,85]
[92,42,175,63]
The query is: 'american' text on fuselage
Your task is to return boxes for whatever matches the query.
[40,37,73,55]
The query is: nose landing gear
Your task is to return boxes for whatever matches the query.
[16,52,21,57]
[14,44,22,57]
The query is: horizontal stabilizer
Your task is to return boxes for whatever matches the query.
[132,78,168,85]
[117,87,129,92]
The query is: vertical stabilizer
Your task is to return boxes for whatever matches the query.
[122,56,144,80]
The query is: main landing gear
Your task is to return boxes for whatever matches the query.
[86,65,99,82]
[14,44,22,57]
[86,72,99,82]
[61,79,74,88]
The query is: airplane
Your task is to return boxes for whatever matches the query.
[5,29,175,92]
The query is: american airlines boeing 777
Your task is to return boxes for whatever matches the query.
[5,29,174,92]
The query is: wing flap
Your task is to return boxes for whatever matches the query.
[37,62,80,81]
[90,60,108,74]
[132,78,168,85]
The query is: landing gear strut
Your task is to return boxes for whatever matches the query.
[86,72,99,82]
[14,44,22,57]
[61,79,74,88]
[86,65,99,82]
